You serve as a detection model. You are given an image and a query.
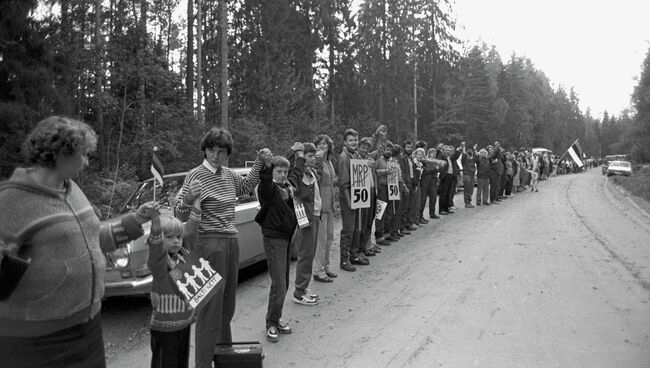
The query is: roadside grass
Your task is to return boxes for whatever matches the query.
[611,165,650,203]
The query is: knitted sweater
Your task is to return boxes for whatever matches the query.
[175,160,261,236]
[147,205,201,332]
[0,168,143,337]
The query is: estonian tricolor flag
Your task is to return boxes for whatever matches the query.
[567,140,584,168]
[151,151,165,186]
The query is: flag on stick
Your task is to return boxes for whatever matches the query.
[567,140,584,168]
[151,148,165,187]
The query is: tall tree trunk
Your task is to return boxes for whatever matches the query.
[220,0,228,129]
[95,0,105,169]
[197,0,203,126]
[379,0,386,124]
[139,0,148,175]
[186,0,194,106]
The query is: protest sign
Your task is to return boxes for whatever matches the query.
[169,252,223,309]
[387,162,401,200]
[350,159,372,209]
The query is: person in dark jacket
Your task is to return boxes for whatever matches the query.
[438,145,461,215]
[460,142,477,208]
[474,148,491,205]
[256,155,298,342]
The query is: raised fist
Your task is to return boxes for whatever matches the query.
[185,180,202,203]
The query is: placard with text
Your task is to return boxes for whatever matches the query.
[350,158,371,209]
[387,162,401,201]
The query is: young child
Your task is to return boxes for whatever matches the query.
[474,148,490,206]
[289,142,321,305]
[146,181,202,368]
[256,155,298,342]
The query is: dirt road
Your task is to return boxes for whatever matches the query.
[105,169,650,367]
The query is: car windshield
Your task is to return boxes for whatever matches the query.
[120,175,187,213]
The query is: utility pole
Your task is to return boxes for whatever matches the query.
[197,0,203,126]
[414,60,418,141]
[220,0,228,129]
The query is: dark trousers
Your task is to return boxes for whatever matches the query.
[375,185,388,239]
[194,236,239,368]
[505,174,513,195]
[476,177,489,205]
[360,189,377,250]
[489,172,500,203]
[448,175,458,207]
[263,236,291,328]
[387,199,400,235]
[400,183,412,228]
[419,177,430,219]
[499,173,507,196]
[427,180,438,217]
[150,326,191,368]
[409,185,420,224]
[438,174,453,212]
[463,174,475,204]
[339,197,360,263]
[294,221,319,294]
[0,314,105,368]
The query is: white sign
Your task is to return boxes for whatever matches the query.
[387,162,401,201]
[350,159,371,209]
[170,254,223,310]
[294,198,311,229]
[375,199,387,220]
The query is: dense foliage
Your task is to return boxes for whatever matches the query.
[2,0,648,216]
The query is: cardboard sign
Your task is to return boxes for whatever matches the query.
[169,252,223,310]
[294,198,311,229]
[387,162,401,201]
[350,159,371,209]
[375,199,387,220]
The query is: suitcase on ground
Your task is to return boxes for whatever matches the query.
[213,341,264,368]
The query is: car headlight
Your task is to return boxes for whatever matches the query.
[106,246,131,269]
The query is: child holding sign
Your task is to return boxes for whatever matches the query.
[288,142,321,305]
[146,181,202,368]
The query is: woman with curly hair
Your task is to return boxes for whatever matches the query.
[0,116,156,368]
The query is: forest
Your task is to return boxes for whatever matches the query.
[1,0,649,216]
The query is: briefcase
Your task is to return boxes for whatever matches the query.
[213,341,264,368]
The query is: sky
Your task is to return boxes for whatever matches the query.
[453,0,650,119]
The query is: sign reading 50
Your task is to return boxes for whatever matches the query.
[350,159,371,209]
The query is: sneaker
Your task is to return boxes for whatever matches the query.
[369,246,382,253]
[277,320,292,334]
[449,206,457,210]
[340,262,356,272]
[266,326,279,342]
[429,214,440,219]
[325,270,338,278]
[293,293,319,306]
[350,256,370,265]
[306,288,319,300]
[439,211,449,215]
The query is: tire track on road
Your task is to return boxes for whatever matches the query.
[565,176,650,292]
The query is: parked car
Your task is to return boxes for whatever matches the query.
[607,161,632,177]
[103,168,265,297]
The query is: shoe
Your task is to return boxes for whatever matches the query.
[447,210,455,214]
[476,203,481,206]
[358,253,369,262]
[293,293,319,306]
[385,235,399,242]
[419,218,429,224]
[449,206,457,210]
[484,202,491,206]
[369,246,382,253]
[396,231,405,237]
[340,262,356,272]
[377,239,390,246]
[439,211,449,215]
[350,257,370,265]
[406,225,418,231]
[266,326,279,342]
[400,229,412,235]
[306,288,319,300]
[277,320,292,334]
[362,250,376,257]
[325,270,338,278]
[313,274,333,283]
[465,204,474,208]
[429,215,440,219]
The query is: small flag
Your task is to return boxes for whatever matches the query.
[567,140,584,168]
[151,150,165,186]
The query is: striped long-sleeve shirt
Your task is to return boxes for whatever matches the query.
[175,159,262,234]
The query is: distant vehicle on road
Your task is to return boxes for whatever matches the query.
[602,154,629,175]
[103,168,264,297]
[607,161,632,177]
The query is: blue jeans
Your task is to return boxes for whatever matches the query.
[263,236,291,329]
